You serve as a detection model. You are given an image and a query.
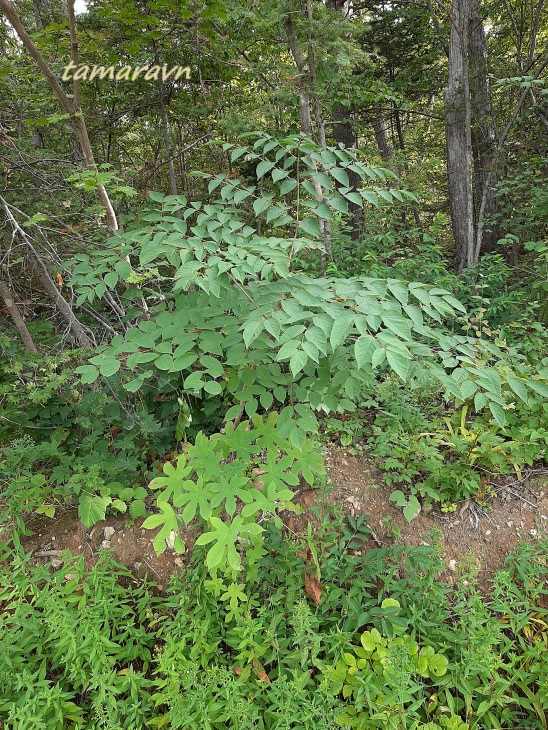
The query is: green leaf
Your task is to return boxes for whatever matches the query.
[361,190,379,208]
[242,319,264,348]
[184,371,205,390]
[253,197,271,216]
[280,178,298,195]
[389,490,407,508]
[276,339,300,362]
[155,354,174,371]
[75,365,100,384]
[99,359,121,377]
[403,495,421,522]
[355,334,377,368]
[507,376,529,404]
[426,652,449,677]
[78,493,112,528]
[331,168,349,187]
[289,349,308,376]
[489,402,506,427]
[104,271,119,288]
[299,217,320,238]
[256,160,274,179]
[330,312,354,349]
[386,349,409,381]
[382,312,412,341]
[527,380,548,399]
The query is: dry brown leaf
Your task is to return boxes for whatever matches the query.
[304,570,322,606]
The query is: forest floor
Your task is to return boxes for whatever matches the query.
[20,446,548,594]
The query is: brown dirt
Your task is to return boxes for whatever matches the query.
[315,447,548,592]
[17,511,195,591]
[14,447,548,595]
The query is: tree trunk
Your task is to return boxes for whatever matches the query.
[468,0,500,251]
[372,114,393,161]
[0,0,118,236]
[332,105,362,234]
[284,8,331,260]
[0,280,38,353]
[394,108,424,239]
[153,44,179,200]
[444,0,476,271]
[0,196,94,347]
[283,14,313,136]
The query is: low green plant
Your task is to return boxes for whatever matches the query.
[143,412,324,611]
[1,516,547,728]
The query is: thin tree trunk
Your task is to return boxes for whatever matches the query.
[326,0,362,238]
[444,0,476,271]
[153,44,179,199]
[0,280,38,353]
[1,196,93,347]
[283,8,331,261]
[332,105,362,235]
[284,14,313,136]
[468,0,500,251]
[0,0,118,236]
[394,107,424,239]
[372,114,393,160]
[305,0,326,148]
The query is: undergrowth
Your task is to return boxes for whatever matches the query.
[0,519,547,729]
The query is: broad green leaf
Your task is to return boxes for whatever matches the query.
[386,349,410,381]
[289,349,308,376]
[507,376,529,404]
[256,160,274,179]
[299,217,320,238]
[75,365,100,384]
[330,312,354,349]
[354,334,377,368]
[489,402,506,427]
[78,493,112,528]
[331,168,349,187]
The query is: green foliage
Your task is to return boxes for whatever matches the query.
[324,603,450,728]
[68,139,548,455]
[143,413,324,609]
[1,518,546,729]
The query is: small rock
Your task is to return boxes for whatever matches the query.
[507,521,513,527]
[134,562,142,570]
[174,557,183,566]
[101,539,111,549]
[51,558,62,568]
[104,526,115,540]
[64,573,78,581]
[485,530,491,536]
[453,519,461,526]
[448,559,457,572]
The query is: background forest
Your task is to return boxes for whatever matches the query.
[0,0,548,727]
